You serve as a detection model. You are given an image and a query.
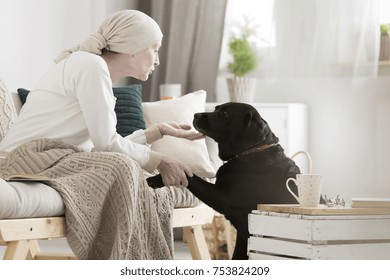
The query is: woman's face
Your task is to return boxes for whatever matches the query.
[127,41,161,81]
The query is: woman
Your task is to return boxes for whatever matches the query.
[0,10,202,188]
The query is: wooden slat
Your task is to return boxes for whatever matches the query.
[249,214,312,241]
[248,236,390,259]
[312,242,390,259]
[311,219,390,241]
[249,213,390,242]
[172,204,214,228]
[249,252,293,260]
[34,252,76,260]
[248,236,313,259]
[0,217,66,242]
[257,204,390,215]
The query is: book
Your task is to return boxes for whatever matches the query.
[351,197,390,209]
[4,173,51,183]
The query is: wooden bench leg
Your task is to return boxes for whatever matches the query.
[3,240,40,260]
[183,225,211,260]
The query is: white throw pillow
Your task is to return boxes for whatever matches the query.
[142,90,216,178]
[0,80,17,142]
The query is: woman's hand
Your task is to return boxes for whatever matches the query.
[157,155,193,187]
[157,122,204,140]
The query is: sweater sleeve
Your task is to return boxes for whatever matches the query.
[63,53,161,172]
[125,124,163,144]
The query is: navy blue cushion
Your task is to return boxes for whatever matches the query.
[17,88,30,104]
[17,85,146,137]
[112,85,146,136]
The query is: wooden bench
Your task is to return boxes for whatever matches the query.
[0,204,214,260]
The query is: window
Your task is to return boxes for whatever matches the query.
[219,0,274,75]
[220,0,388,79]
[226,0,274,48]
[379,0,390,24]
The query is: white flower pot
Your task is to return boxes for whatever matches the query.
[226,77,256,103]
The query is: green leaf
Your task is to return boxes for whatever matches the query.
[228,37,258,77]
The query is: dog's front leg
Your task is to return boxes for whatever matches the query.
[146,174,165,188]
[187,175,227,215]
[147,174,227,216]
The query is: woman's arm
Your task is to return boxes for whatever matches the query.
[64,53,160,172]
[127,123,203,145]
[125,124,162,144]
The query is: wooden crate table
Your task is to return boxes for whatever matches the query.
[248,204,390,260]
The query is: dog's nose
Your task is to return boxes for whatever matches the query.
[194,113,201,120]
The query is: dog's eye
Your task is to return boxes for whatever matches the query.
[221,111,229,118]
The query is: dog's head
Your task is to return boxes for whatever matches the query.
[193,102,279,161]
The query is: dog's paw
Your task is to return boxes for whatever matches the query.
[147,174,165,189]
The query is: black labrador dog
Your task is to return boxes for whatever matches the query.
[147,102,300,259]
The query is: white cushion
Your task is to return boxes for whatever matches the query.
[142,90,216,178]
[0,179,65,219]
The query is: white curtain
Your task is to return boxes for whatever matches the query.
[136,0,228,101]
[261,0,380,80]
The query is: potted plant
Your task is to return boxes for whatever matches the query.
[226,18,259,103]
[379,23,390,61]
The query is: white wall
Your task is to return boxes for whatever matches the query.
[0,0,136,90]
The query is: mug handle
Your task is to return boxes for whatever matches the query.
[286,178,300,203]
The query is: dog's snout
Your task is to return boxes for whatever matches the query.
[193,112,209,133]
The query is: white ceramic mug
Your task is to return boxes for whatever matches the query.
[285,174,323,207]
[159,84,181,100]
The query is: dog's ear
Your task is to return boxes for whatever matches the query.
[244,112,253,129]
[243,112,269,146]
[259,117,279,144]
[246,112,279,146]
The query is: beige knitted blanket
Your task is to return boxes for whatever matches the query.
[0,139,174,260]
